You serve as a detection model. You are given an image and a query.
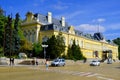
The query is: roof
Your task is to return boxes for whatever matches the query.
[27,12,115,43]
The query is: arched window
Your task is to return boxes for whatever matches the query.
[70,39,73,46]
[80,40,83,48]
[76,40,79,45]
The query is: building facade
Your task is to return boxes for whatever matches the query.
[21,12,118,60]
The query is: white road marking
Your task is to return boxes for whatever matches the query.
[97,76,114,80]
[30,67,115,80]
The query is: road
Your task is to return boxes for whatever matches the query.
[0,62,120,80]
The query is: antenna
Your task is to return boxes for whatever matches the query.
[97,22,100,32]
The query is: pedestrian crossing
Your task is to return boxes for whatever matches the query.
[31,67,114,80]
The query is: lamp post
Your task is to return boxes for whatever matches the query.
[42,44,48,59]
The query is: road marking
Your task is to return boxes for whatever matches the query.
[97,76,114,80]
[86,73,100,77]
[30,67,115,80]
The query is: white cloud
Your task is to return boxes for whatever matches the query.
[92,18,106,23]
[107,23,120,30]
[76,24,105,33]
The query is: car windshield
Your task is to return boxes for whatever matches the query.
[54,59,59,62]
[92,61,97,62]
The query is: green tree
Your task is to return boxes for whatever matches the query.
[12,13,21,55]
[0,7,4,15]
[33,42,42,57]
[0,7,6,56]
[19,39,33,53]
[46,34,65,59]
[67,40,84,60]
[67,45,73,59]
[4,15,13,56]
[113,38,120,60]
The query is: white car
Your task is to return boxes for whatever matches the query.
[51,58,65,66]
[90,60,100,66]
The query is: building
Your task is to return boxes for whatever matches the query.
[21,12,118,60]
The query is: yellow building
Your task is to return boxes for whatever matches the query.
[21,12,118,60]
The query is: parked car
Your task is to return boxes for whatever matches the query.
[90,60,100,66]
[51,58,65,66]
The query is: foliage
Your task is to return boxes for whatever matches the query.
[67,40,84,60]
[46,34,66,59]
[113,37,120,60]
[13,13,21,53]
[3,13,21,56]
[32,42,42,57]
[0,7,7,56]
[4,15,13,56]
[19,39,33,53]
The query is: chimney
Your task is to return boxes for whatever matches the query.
[26,11,34,22]
[47,12,52,23]
[61,17,65,27]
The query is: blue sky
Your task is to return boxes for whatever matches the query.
[0,0,120,40]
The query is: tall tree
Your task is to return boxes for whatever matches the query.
[4,15,13,56]
[113,38,120,60]
[46,34,65,59]
[0,7,6,56]
[67,40,84,60]
[0,7,4,15]
[13,13,20,55]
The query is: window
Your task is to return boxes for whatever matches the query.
[63,37,66,45]
[76,40,79,45]
[42,36,49,42]
[70,39,73,46]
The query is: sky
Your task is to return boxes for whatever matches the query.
[0,0,120,40]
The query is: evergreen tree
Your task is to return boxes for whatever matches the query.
[46,34,66,59]
[67,45,73,59]
[113,38,120,60]
[46,35,57,59]
[67,40,84,60]
[4,15,13,56]
[13,13,20,55]
[4,13,21,57]
[0,7,6,56]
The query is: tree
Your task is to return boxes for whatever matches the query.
[19,39,33,53]
[113,38,120,60]
[4,15,13,56]
[0,7,4,15]
[13,13,20,55]
[46,34,66,59]
[67,40,84,60]
[0,7,6,56]
[33,42,42,57]
[4,13,21,57]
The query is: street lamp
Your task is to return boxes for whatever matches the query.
[42,44,48,59]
